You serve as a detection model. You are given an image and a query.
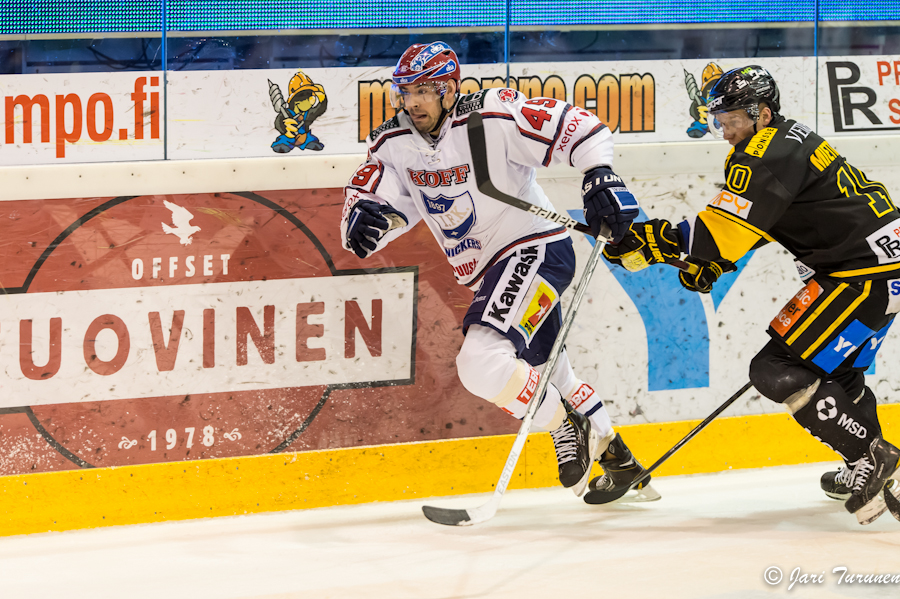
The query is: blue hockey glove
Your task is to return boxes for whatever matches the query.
[346,200,408,259]
[581,166,640,242]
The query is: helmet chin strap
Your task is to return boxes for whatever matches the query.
[401,105,449,138]
[429,92,459,136]
[433,105,450,134]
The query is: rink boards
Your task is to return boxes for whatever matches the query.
[1,138,899,535]
[3,405,899,536]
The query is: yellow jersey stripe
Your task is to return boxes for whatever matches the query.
[801,280,871,359]
[829,262,900,278]
[705,207,777,242]
[697,208,771,263]
[786,283,847,346]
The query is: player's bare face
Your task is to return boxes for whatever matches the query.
[714,110,758,146]
[399,83,449,135]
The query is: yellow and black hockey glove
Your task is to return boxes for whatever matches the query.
[602,219,682,272]
[678,258,737,293]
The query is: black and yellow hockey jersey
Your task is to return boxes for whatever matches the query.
[683,116,900,282]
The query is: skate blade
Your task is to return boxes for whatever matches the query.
[854,495,888,525]
[823,490,851,501]
[884,479,900,523]
[583,482,661,505]
[621,483,661,503]
[853,480,899,525]
[571,430,603,498]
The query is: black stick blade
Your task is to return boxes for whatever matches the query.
[583,486,630,505]
[422,505,473,526]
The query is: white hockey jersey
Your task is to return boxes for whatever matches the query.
[340,87,615,288]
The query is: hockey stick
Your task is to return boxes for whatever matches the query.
[465,111,699,276]
[421,223,613,526]
[628,381,754,489]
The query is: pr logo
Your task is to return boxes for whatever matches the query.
[817,396,838,421]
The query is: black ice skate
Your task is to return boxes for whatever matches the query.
[583,433,660,505]
[549,400,595,491]
[820,466,852,501]
[844,437,900,525]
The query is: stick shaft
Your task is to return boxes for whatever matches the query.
[630,381,754,488]
[486,230,612,511]
[466,111,699,276]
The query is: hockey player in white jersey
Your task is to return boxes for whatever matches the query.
[340,41,657,504]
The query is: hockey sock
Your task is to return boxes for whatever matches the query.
[566,382,612,439]
[534,384,566,431]
[855,387,883,437]
[791,380,880,462]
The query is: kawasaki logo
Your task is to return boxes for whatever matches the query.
[486,247,540,326]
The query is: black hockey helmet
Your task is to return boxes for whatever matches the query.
[706,65,781,120]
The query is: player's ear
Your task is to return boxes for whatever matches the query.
[442,80,458,109]
[758,103,773,127]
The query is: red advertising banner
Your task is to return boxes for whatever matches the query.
[0,189,517,476]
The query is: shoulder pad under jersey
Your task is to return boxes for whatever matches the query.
[455,89,489,116]
[369,115,401,142]
[739,126,780,161]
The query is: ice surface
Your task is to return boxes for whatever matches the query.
[1,463,898,599]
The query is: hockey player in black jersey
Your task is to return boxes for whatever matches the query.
[600,65,900,525]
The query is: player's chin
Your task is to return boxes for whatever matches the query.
[412,119,434,134]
